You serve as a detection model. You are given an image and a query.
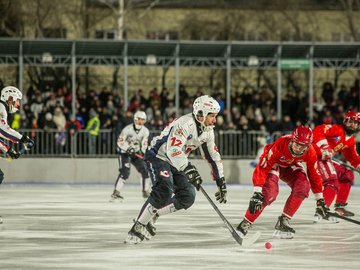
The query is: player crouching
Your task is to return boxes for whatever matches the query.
[236,126,328,239]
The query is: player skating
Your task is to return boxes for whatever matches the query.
[0,86,34,224]
[312,110,360,220]
[236,126,328,239]
[124,95,227,244]
[110,111,151,201]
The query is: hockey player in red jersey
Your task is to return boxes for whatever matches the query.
[236,126,328,239]
[312,110,360,219]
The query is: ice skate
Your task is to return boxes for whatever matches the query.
[142,190,150,198]
[124,221,146,244]
[313,208,339,223]
[334,203,355,217]
[109,190,124,203]
[273,215,295,239]
[236,219,252,238]
[144,213,159,240]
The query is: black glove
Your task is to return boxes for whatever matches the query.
[249,192,264,214]
[184,164,202,191]
[316,198,329,218]
[126,147,136,157]
[7,148,20,159]
[215,177,227,204]
[19,135,34,150]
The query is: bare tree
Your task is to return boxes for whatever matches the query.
[0,0,23,37]
[338,0,360,41]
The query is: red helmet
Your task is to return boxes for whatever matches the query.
[344,110,360,123]
[343,110,360,135]
[291,126,313,146]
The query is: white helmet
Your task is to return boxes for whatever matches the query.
[193,95,220,131]
[1,86,23,113]
[134,110,147,129]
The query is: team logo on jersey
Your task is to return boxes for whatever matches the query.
[279,156,294,164]
[333,136,341,143]
[334,143,344,152]
[214,145,219,152]
[159,170,170,178]
[174,128,184,137]
[187,134,193,140]
[171,150,182,157]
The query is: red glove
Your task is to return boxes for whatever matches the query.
[320,145,333,160]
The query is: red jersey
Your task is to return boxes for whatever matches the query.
[313,124,360,168]
[253,135,323,194]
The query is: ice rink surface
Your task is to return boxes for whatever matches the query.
[1,184,360,270]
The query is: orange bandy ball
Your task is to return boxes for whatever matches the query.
[265,242,272,249]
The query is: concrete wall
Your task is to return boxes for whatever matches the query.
[2,158,359,185]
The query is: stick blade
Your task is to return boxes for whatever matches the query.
[327,212,360,225]
[231,230,261,247]
[241,231,261,247]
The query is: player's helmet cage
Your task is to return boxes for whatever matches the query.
[193,95,220,131]
[134,111,147,122]
[344,110,360,123]
[0,86,23,113]
[193,95,220,118]
[343,110,360,134]
[291,126,313,146]
[134,110,146,129]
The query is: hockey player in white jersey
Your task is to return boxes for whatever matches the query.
[125,95,227,244]
[110,111,151,201]
[0,86,34,224]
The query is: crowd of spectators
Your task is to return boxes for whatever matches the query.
[3,79,360,139]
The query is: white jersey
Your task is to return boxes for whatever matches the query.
[148,113,224,179]
[0,102,22,153]
[117,123,150,154]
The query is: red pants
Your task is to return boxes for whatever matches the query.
[317,160,354,206]
[245,164,310,223]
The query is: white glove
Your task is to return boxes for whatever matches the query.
[320,145,333,160]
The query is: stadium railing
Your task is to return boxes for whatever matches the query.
[9,129,281,159]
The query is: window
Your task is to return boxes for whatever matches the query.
[343,33,352,42]
[280,30,292,41]
[95,30,126,40]
[302,32,313,41]
[331,32,354,42]
[146,31,179,40]
[331,32,341,42]
[41,28,67,38]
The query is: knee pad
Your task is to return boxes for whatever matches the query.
[0,169,4,185]
[119,167,130,179]
[292,177,310,199]
[323,178,339,193]
[341,169,354,185]
[174,186,196,210]
[262,175,279,206]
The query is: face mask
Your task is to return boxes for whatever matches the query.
[9,100,20,113]
[135,124,142,130]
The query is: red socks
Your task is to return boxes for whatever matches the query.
[336,182,351,204]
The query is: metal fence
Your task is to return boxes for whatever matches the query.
[11,129,282,159]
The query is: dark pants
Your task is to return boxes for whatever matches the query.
[145,155,195,211]
[0,169,4,185]
[116,153,149,180]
